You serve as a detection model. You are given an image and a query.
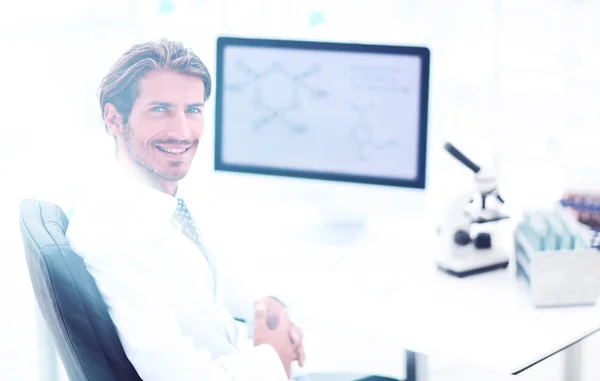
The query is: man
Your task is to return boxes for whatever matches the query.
[66,39,306,381]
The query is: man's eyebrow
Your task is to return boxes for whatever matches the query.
[145,101,204,107]
[146,101,173,107]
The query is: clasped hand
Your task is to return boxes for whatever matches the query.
[253,297,305,379]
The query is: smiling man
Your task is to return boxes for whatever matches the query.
[66,39,305,381]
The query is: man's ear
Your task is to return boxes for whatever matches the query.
[104,103,124,137]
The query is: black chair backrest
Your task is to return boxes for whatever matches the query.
[19,199,142,381]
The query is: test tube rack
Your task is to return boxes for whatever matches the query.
[514,206,600,308]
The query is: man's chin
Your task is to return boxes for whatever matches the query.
[128,154,189,181]
[156,170,188,182]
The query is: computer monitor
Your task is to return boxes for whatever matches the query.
[213,36,430,244]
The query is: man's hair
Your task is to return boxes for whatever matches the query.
[98,38,212,128]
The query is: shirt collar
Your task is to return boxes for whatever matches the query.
[108,156,183,223]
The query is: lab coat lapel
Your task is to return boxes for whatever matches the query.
[179,197,223,297]
[163,226,237,346]
[169,218,219,295]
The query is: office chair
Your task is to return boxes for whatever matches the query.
[19,199,142,381]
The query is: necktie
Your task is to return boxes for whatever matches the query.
[173,198,218,294]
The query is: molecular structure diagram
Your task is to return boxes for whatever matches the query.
[349,102,399,161]
[225,59,328,134]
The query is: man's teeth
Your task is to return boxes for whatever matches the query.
[158,146,187,154]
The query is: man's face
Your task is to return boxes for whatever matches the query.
[112,70,205,185]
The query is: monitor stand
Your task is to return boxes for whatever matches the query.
[306,209,368,246]
[274,205,369,270]
[270,180,429,248]
[280,189,371,247]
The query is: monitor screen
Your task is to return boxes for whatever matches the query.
[214,36,430,188]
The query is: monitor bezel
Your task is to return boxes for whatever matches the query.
[214,36,430,189]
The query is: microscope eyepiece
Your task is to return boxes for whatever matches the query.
[444,142,481,173]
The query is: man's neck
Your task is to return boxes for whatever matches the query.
[115,152,178,196]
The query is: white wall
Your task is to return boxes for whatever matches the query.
[2,1,600,380]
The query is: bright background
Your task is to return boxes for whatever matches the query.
[2,0,600,380]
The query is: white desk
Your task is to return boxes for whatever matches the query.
[214,213,600,381]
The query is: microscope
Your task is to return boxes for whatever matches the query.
[436,143,510,277]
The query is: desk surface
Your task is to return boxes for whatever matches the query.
[294,251,600,375]
[212,211,600,376]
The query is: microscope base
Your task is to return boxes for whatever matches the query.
[436,248,510,278]
[437,261,509,278]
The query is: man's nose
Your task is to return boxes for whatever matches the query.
[166,111,191,139]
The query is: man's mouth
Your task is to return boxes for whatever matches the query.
[155,145,192,156]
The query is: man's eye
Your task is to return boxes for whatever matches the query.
[187,107,201,113]
[151,106,166,112]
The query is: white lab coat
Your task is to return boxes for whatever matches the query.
[66,160,290,381]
